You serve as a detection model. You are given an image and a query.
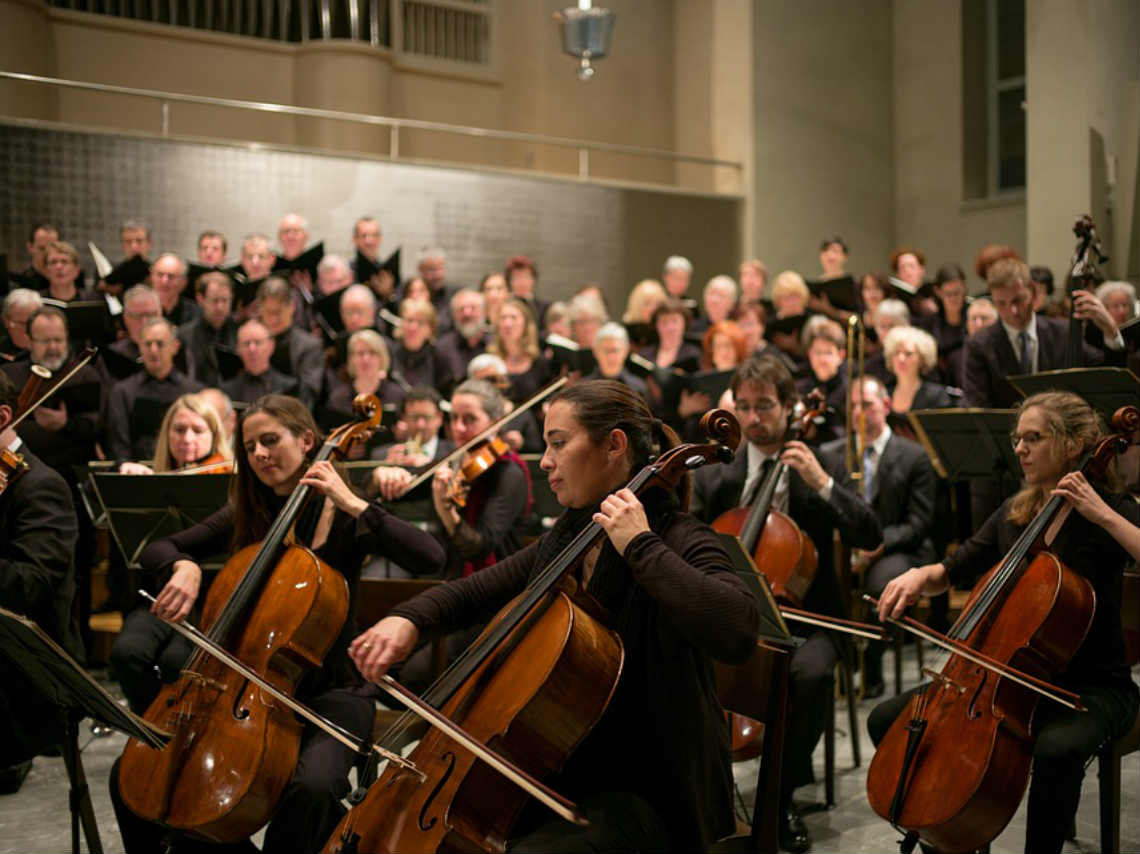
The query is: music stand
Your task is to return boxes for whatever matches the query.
[1008,367,1140,424]
[87,473,232,569]
[0,607,168,854]
[906,408,1019,483]
[713,535,794,854]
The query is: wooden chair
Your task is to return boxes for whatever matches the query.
[709,642,791,854]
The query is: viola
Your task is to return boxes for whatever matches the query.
[866,405,1139,853]
[711,390,827,606]
[323,409,742,854]
[117,394,386,843]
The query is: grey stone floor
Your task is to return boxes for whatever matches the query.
[1,650,1137,853]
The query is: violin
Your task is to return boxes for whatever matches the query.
[866,405,1139,853]
[117,394,386,843]
[0,448,29,496]
[711,390,827,606]
[446,434,511,507]
[174,452,234,475]
[323,409,742,854]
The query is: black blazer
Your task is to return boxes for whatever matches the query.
[963,316,1103,408]
[823,432,937,561]
[690,442,881,616]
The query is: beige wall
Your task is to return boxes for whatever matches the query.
[752,0,893,279]
[1026,0,1139,283]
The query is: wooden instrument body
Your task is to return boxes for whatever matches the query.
[119,542,350,842]
[711,506,818,606]
[866,551,1094,853]
[324,589,623,854]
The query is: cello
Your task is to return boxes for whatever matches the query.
[710,390,827,606]
[866,405,1139,854]
[322,409,742,854]
[117,394,386,843]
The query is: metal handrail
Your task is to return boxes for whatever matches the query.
[0,71,743,173]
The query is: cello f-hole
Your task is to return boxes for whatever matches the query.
[418,751,456,832]
[966,669,987,720]
[232,678,251,720]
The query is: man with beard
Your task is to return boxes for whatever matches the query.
[2,306,105,653]
[435,288,487,384]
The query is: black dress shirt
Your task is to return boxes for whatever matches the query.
[221,368,300,405]
[435,330,487,386]
[178,316,238,386]
[105,369,204,460]
[271,326,324,407]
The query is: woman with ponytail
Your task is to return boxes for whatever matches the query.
[873,391,1139,854]
[352,379,762,853]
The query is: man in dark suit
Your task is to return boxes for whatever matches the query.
[257,277,323,408]
[823,375,937,697]
[221,319,301,405]
[963,258,1105,409]
[691,354,880,853]
[178,271,238,386]
[0,372,82,792]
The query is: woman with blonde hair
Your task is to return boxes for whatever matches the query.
[882,325,955,414]
[392,297,450,391]
[873,390,1139,854]
[487,296,550,402]
[118,393,232,475]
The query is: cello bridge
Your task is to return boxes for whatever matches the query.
[922,667,967,695]
[180,670,227,692]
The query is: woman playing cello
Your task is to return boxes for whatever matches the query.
[352,380,762,852]
[110,394,446,854]
[871,391,1140,854]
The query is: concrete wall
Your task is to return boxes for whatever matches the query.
[751,0,894,279]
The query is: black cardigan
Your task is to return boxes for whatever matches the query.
[389,510,761,852]
[140,498,446,696]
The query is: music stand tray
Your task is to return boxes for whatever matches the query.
[1008,367,1140,424]
[88,472,232,568]
[907,408,1019,482]
[0,607,169,854]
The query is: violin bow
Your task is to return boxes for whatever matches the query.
[862,594,1086,711]
[401,375,569,494]
[139,592,424,778]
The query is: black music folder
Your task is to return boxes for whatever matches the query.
[907,407,1020,481]
[42,298,116,345]
[807,274,860,313]
[355,248,401,285]
[104,255,151,289]
[273,241,325,281]
[1008,367,1139,424]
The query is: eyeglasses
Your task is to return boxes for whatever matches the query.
[734,400,779,415]
[1010,430,1050,450]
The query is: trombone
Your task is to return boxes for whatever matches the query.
[845,315,867,484]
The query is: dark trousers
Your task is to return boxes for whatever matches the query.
[508,791,671,854]
[863,552,918,684]
[781,630,838,800]
[111,687,374,854]
[867,679,1139,854]
[109,607,195,714]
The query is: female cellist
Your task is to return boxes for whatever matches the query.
[351,379,762,852]
[109,394,446,854]
[871,391,1140,854]
[110,393,234,715]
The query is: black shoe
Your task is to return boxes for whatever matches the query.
[863,679,886,699]
[778,802,811,853]
[0,760,32,795]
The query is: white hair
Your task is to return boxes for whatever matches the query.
[663,255,693,274]
[1095,280,1136,305]
[317,254,352,277]
[279,212,308,230]
[123,284,161,310]
[342,283,377,309]
[569,293,608,324]
[593,321,630,347]
[3,288,43,317]
[875,298,911,327]
[419,246,447,265]
[467,352,508,378]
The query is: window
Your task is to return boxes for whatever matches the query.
[396,0,493,67]
[962,0,1026,198]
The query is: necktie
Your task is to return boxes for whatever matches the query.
[743,457,775,506]
[1018,330,1032,375]
[862,446,876,502]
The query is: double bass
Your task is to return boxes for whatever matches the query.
[866,405,1138,853]
[117,395,386,842]
[322,409,742,853]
